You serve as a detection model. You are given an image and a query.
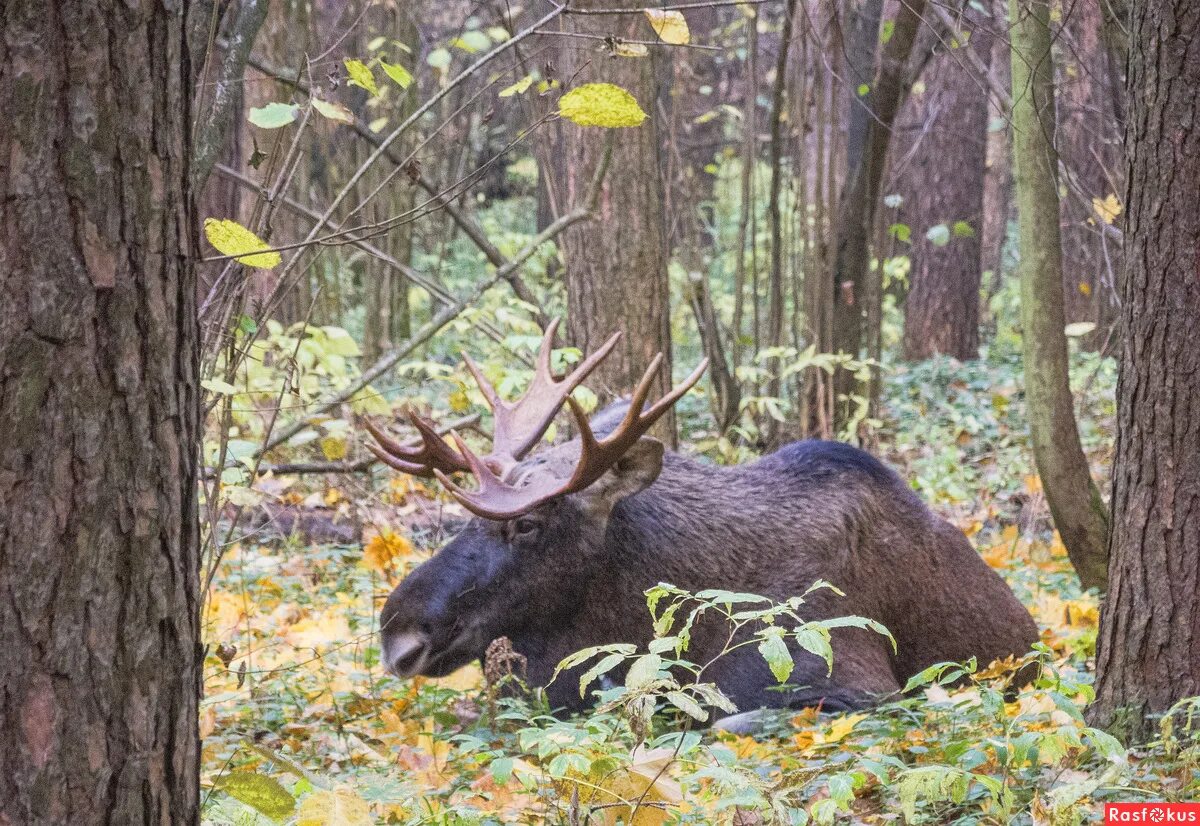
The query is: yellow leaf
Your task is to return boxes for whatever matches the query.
[613,41,650,57]
[499,74,534,97]
[572,746,682,825]
[643,9,690,45]
[363,531,413,573]
[319,436,347,461]
[1078,281,1092,296]
[203,219,281,269]
[311,97,355,125]
[822,712,866,744]
[558,83,647,128]
[1092,193,1122,224]
[344,58,379,96]
[296,787,372,826]
[380,59,413,89]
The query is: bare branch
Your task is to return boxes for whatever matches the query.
[256,138,613,456]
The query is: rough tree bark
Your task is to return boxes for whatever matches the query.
[542,3,675,440]
[1089,0,1200,741]
[0,1,201,823]
[899,20,993,361]
[1009,0,1109,590]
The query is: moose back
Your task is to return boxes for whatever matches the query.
[367,323,1038,715]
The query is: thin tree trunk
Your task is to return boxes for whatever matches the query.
[0,1,201,822]
[1009,0,1109,590]
[1089,0,1200,742]
[827,0,928,430]
[1056,0,1124,350]
[544,1,675,440]
[900,22,992,361]
[765,0,798,445]
[981,0,1013,301]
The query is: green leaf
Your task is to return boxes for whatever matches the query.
[453,30,491,53]
[691,682,738,714]
[793,624,833,676]
[427,48,452,71]
[857,83,870,96]
[552,643,635,682]
[578,652,627,698]
[248,102,299,129]
[926,223,951,246]
[380,59,413,89]
[758,627,794,683]
[216,772,295,822]
[203,219,281,269]
[344,58,379,96]
[558,83,647,128]
[952,219,975,237]
[819,615,896,652]
[625,653,662,689]
[666,690,708,722]
[889,222,911,244]
[490,756,514,784]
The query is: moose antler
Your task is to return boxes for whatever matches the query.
[363,413,471,478]
[462,318,621,473]
[366,319,617,479]
[366,319,708,519]
[436,353,708,520]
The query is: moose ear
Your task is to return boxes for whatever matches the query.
[581,437,665,514]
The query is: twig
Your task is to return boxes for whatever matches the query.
[276,2,568,281]
[256,136,614,455]
[563,0,772,12]
[533,30,722,51]
[218,45,550,317]
[257,413,481,475]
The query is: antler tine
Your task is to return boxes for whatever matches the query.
[463,319,623,465]
[437,356,709,521]
[362,412,472,477]
[535,316,560,376]
[559,356,709,494]
[433,432,558,521]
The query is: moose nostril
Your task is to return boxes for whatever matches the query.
[384,631,429,677]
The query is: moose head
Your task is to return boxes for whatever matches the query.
[366,321,707,681]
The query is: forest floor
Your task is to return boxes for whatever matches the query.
[199,347,1199,825]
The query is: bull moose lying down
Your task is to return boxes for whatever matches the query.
[366,321,1038,718]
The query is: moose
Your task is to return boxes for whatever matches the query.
[366,322,1038,718]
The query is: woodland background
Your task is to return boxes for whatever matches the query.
[1,0,1198,823]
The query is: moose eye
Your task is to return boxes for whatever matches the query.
[511,518,541,540]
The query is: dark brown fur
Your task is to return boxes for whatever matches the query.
[379,420,1038,716]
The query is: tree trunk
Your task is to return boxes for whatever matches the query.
[0,1,201,823]
[899,22,992,362]
[827,0,927,429]
[1008,0,1109,591]
[543,4,675,439]
[1056,0,1124,349]
[980,0,1012,300]
[1089,0,1200,742]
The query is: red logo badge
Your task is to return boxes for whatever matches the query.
[1106,804,1200,823]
